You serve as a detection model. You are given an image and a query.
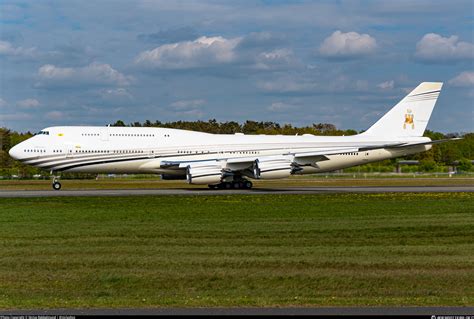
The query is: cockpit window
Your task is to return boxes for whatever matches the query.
[35,131,49,135]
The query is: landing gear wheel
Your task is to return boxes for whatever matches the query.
[225,182,232,189]
[243,181,253,189]
[208,184,218,189]
[233,182,241,189]
[52,181,61,190]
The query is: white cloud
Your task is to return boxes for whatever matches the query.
[267,101,297,112]
[415,33,474,63]
[38,64,74,79]
[100,88,133,100]
[448,71,474,87]
[258,74,368,94]
[36,62,132,88]
[254,48,294,70]
[257,77,319,93]
[17,98,40,108]
[0,98,7,108]
[377,80,394,90]
[170,99,206,110]
[173,108,204,118]
[135,33,295,71]
[45,111,65,120]
[135,36,240,69]
[166,99,207,118]
[319,31,377,59]
[353,79,369,91]
[0,40,36,57]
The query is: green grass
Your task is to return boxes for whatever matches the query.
[0,193,473,308]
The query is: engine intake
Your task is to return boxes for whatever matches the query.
[253,159,294,179]
[186,165,223,185]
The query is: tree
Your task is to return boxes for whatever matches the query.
[112,120,126,127]
[313,123,337,135]
[242,121,261,134]
[219,121,241,134]
[457,158,473,172]
[0,128,12,174]
[419,159,437,172]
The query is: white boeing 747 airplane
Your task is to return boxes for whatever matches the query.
[9,82,457,190]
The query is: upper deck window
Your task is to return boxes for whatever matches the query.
[35,131,49,135]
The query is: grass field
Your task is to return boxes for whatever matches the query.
[0,175,473,190]
[0,192,473,309]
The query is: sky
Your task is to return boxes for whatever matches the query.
[0,0,473,133]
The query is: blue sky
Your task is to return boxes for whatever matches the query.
[0,0,473,133]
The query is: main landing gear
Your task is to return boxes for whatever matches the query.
[208,180,253,190]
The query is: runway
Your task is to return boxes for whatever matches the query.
[0,185,472,197]
[2,306,473,316]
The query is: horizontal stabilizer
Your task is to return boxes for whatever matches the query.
[387,138,462,148]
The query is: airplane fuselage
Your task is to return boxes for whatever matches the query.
[9,126,430,175]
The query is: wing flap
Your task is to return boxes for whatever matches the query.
[290,147,359,165]
[290,147,359,158]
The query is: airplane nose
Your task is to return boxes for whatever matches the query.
[8,144,22,160]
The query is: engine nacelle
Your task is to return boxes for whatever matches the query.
[253,159,293,179]
[186,165,223,185]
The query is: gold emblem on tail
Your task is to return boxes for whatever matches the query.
[403,109,414,129]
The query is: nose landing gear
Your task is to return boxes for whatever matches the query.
[51,171,61,190]
[52,180,62,190]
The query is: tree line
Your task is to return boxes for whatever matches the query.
[0,119,472,178]
[111,119,358,136]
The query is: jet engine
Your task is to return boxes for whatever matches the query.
[186,164,223,185]
[253,158,294,179]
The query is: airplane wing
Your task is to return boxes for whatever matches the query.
[159,146,360,170]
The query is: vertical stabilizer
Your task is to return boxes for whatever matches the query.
[362,82,443,137]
